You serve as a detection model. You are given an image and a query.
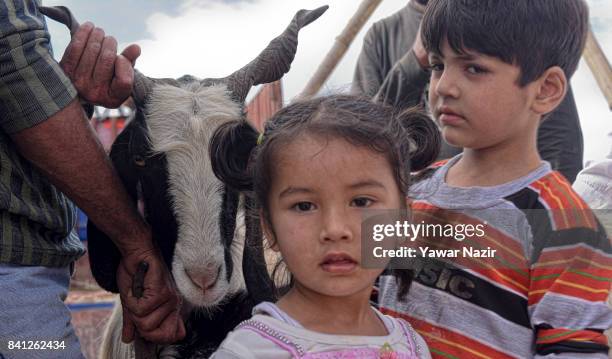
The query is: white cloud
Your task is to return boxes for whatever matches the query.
[129,0,405,101]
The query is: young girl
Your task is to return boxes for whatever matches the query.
[210,95,439,358]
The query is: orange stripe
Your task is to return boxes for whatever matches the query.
[535,247,612,270]
[529,271,610,298]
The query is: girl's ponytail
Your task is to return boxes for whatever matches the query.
[209,120,259,191]
[396,108,441,172]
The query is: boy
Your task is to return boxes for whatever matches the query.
[378,1,612,358]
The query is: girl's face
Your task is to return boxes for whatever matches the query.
[263,135,403,299]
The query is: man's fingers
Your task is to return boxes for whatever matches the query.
[74,26,105,85]
[138,312,186,344]
[123,286,176,318]
[92,36,117,86]
[121,305,136,344]
[60,22,94,77]
[120,44,141,66]
[129,299,177,333]
[177,316,186,340]
[109,55,135,105]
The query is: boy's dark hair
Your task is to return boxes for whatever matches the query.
[421,0,589,85]
[210,94,441,299]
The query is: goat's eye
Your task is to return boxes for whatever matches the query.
[133,155,146,167]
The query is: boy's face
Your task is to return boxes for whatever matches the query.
[428,39,540,150]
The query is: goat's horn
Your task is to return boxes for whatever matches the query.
[133,70,154,107]
[222,5,328,103]
[39,6,79,35]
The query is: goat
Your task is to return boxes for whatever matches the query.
[41,5,327,358]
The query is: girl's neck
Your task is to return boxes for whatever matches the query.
[275,284,387,336]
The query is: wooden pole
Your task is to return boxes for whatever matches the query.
[583,27,612,111]
[297,0,383,100]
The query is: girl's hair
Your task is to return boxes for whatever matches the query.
[210,94,441,299]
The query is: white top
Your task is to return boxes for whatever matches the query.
[210,302,431,359]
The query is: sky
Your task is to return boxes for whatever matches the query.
[44,0,612,164]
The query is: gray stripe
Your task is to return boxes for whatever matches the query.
[9,213,23,264]
[0,2,8,38]
[28,221,42,265]
[6,33,58,117]
[528,292,612,330]
[1,212,13,263]
[19,216,32,263]
[22,0,44,30]
[5,0,29,33]
[33,39,77,106]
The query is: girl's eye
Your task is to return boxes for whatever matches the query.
[466,65,487,74]
[351,197,374,208]
[293,202,315,212]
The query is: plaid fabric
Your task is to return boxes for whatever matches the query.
[0,0,84,267]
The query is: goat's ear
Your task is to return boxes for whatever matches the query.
[86,222,120,293]
[210,120,258,191]
[243,196,276,303]
[87,120,142,293]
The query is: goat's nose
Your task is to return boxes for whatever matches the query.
[186,265,221,290]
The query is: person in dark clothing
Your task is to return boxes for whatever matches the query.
[352,0,584,182]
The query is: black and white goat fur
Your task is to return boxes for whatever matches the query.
[40,5,327,358]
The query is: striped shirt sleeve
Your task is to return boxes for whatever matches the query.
[0,0,77,134]
[528,208,612,357]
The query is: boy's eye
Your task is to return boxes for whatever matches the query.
[351,197,374,208]
[466,65,487,74]
[293,202,315,212]
[429,63,444,72]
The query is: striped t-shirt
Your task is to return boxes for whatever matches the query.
[0,0,84,267]
[379,156,611,358]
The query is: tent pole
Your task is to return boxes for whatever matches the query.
[297,0,383,100]
[583,27,612,111]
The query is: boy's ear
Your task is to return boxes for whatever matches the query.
[531,66,567,116]
[260,211,279,252]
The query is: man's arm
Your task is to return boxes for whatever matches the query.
[351,25,386,97]
[10,98,185,343]
[1,2,185,343]
[373,50,430,109]
[373,23,430,109]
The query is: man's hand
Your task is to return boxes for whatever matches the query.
[116,241,186,344]
[60,22,141,108]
